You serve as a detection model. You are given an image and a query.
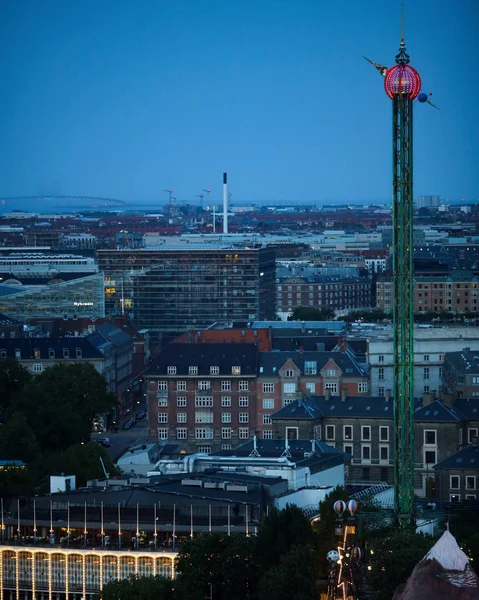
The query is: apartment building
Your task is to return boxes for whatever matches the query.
[442,349,479,399]
[376,270,479,313]
[145,343,259,453]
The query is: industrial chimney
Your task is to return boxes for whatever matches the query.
[223,172,228,234]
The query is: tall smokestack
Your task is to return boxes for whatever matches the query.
[223,172,228,234]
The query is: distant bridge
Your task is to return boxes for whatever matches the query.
[1,195,128,206]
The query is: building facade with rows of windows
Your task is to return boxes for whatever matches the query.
[145,343,259,453]
[271,394,479,500]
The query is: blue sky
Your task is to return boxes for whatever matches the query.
[0,0,478,208]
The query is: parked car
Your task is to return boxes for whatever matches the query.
[136,411,146,420]
[97,437,111,448]
[122,418,136,430]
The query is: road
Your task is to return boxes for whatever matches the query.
[90,417,149,463]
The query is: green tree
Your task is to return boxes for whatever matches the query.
[258,545,319,600]
[48,442,119,487]
[256,505,318,571]
[0,467,35,499]
[366,530,434,600]
[13,363,116,452]
[290,306,334,321]
[0,358,31,421]
[0,412,40,462]
[96,575,174,600]
[175,533,258,600]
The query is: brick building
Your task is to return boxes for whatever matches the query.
[276,276,372,313]
[442,349,479,399]
[433,444,479,503]
[145,343,259,453]
[376,270,479,313]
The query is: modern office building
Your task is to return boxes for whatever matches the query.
[0,272,105,322]
[97,245,276,335]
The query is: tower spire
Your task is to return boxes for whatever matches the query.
[395,3,410,65]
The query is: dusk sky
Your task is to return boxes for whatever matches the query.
[1,0,478,209]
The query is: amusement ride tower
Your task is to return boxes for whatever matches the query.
[365,14,434,523]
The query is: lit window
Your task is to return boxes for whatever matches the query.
[344,425,353,440]
[231,366,241,375]
[34,349,41,359]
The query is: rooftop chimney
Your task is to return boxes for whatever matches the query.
[325,389,331,400]
[422,391,434,406]
[341,389,348,402]
[223,172,228,234]
[385,389,391,402]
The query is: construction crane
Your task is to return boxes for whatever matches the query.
[120,230,130,248]
[196,192,205,208]
[164,189,173,206]
[202,188,211,210]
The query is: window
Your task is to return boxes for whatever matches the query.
[48,348,55,358]
[32,363,43,373]
[158,381,168,391]
[326,369,336,377]
[283,382,297,394]
[263,398,274,410]
[177,413,187,423]
[358,382,368,393]
[424,430,437,445]
[63,348,69,359]
[361,426,371,441]
[305,382,316,394]
[326,425,335,441]
[222,413,231,423]
[239,413,249,423]
[424,450,437,465]
[239,396,249,407]
[343,425,353,440]
[263,430,273,439]
[465,494,476,501]
[263,414,272,425]
[304,361,317,375]
[263,382,275,394]
[450,494,460,503]
[195,412,213,424]
[176,428,187,440]
[378,368,385,380]
[466,476,476,490]
[378,355,385,363]
[231,366,241,375]
[158,396,168,407]
[239,428,249,439]
[75,348,82,358]
[14,349,21,359]
[468,428,478,443]
[195,397,213,407]
[439,366,443,377]
[210,366,219,375]
[361,444,371,463]
[158,428,168,440]
[424,386,430,393]
[195,428,213,439]
[459,429,463,445]
[158,413,168,424]
[450,475,460,490]
[220,396,231,408]
[198,381,211,390]
[439,354,444,361]
[324,382,338,394]
[285,369,295,377]
[239,381,249,391]
[423,355,430,361]
[379,445,389,463]
[177,381,187,391]
[221,381,231,391]
[222,427,232,439]
[286,427,298,440]
[167,366,177,375]
[177,396,186,407]
[378,387,385,397]
[424,367,430,380]
[197,445,211,454]
[344,444,353,457]
[380,426,389,442]
[189,366,198,375]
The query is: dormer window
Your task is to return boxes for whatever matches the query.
[48,348,55,359]
[210,366,219,375]
[0,350,6,359]
[76,348,82,358]
[15,349,21,359]
[167,366,177,375]
[189,366,198,375]
[63,348,70,359]
[231,366,241,375]
[326,369,336,377]
[34,349,41,359]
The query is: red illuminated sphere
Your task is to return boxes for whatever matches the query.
[384,64,421,99]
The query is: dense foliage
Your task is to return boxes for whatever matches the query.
[0,359,117,495]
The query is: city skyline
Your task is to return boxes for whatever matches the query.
[1,0,478,207]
